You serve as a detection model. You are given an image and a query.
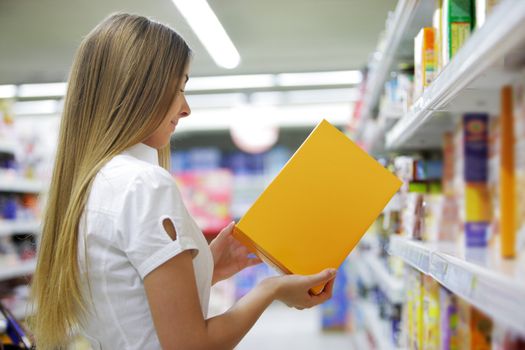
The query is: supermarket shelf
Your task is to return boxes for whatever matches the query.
[0,220,41,237]
[355,254,375,290]
[361,0,434,119]
[0,141,16,155]
[388,235,525,335]
[358,301,399,350]
[0,175,44,193]
[0,259,36,281]
[363,254,404,304]
[11,301,31,320]
[386,0,525,150]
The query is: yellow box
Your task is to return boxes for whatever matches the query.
[233,120,402,294]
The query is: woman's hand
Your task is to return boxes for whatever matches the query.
[210,222,262,284]
[262,269,336,310]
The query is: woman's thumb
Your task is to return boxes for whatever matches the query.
[306,268,336,286]
[219,221,235,236]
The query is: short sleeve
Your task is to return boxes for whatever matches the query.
[116,166,199,279]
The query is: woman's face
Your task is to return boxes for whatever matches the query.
[143,68,191,149]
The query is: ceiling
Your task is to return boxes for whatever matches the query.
[0,0,395,85]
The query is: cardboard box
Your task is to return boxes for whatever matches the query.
[414,28,436,100]
[442,0,473,67]
[233,120,402,294]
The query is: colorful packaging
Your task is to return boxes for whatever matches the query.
[439,287,459,350]
[414,28,436,99]
[470,307,493,349]
[500,86,516,258]
[321,264,348,330]
[175,169,233,235]
[433,0,444,73]
[442,0,473,67]
[463,114,491,247]
[515,78,525,252]
[413,271,424,350]
[441,132,461,241]
[457,298,471,349]
[488,117,501,241]
[458,298,494,349]
[406,268,415,348]
[423,276,440,350]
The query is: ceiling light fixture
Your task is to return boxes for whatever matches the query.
[0,85,17,99]
[186,74,274,91]
[277,70,362,87]
[17,82,67,98]
[172,0,241,69]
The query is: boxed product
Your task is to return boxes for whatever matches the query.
[424,184,446,242]
[457,298,471,349]
[442,0,474,67]
[439,287,459,350]
[441,132,461,241]
[488,117,501,241]
[406,268,415,348]
[423,276,440,350]
[463,114,491,247]
[500,86,516,258]
[470,306,493,349]
[515,79,525,252]
[458,298,493,349]
[232,120,401,295]
[321,264,349,331]
[433,0,443,73]
[414,27,436,100]
[412,270,424,350]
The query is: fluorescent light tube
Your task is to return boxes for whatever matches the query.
[277,70,362,87]
[13,100,59,115]
[0,85,16,99]
[174,103,351,132]
[186,93,246,108]
[186,74,274,91]
[18,82,67,98]
[172,0,241,69]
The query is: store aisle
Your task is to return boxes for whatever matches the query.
[235,302,354,350]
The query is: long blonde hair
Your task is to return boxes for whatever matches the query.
[30,13,191,349]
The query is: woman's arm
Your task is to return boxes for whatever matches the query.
[144,249,335,350]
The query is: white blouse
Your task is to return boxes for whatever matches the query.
[77,143,214,350]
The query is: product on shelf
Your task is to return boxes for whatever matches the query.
[0,194,39,222]
[441,0,474,67]
[458,298,493,350]
[515,79,525,252]
[414,269,424,349]
[423,275,440,350]
[439,286,459,350]
[414,27,436,100]
[500,86,516,258]
[441,132,461,241]
[488,117,501,244]
[175,169,233,236]
[433,0,444,74]
[463,113,491,247]
[321,263,349,331]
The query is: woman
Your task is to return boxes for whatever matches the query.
[30,13,336,350]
